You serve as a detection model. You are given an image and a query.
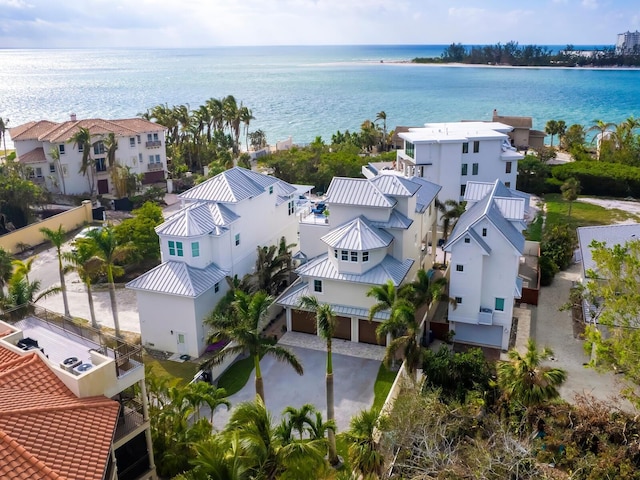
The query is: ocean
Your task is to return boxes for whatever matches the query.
[1,45,638,148]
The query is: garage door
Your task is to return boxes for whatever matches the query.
[453,323,502,349]
[334,316,351,341]
[291,309,316,334]
[358,319,386,346]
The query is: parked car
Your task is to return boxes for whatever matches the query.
[71,226,102,252]
[311,202,327,215]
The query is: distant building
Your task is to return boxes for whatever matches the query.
[9,115,168,196]
[616,30,640,54]
[491,110,546,150]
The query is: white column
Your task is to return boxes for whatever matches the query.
[139,380,157,475]
[286,308,292,332]
[351,317,359,342]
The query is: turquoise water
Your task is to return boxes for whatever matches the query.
[0,45,637,147]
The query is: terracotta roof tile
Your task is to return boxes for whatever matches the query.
[0,348,119,480]
[17,147,47,165]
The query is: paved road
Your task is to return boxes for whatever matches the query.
[534,263,632,410]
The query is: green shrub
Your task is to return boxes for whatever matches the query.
[551,161,640,197]
[539,255,559,286]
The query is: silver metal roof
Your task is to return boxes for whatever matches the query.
[321,216,394,250]
[370,210,413,230]
[179,166,296,203]
[410,176,441,213]
[445,180,524,254]
[325,177,396,208]
[370,174,421,197]
[275,280,390,320]
[296,253,413,286]
[156,201,239,237]
[126,261,227,297]
[577,223,640,277]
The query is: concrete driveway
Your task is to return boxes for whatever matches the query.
[210,345,382,432]
[534,263,633,410]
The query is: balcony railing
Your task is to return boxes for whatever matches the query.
[145,140,162,148]
[114,343,143,378]
[147,162,163,172]
[478,307,494,325]
[114,398,146,442]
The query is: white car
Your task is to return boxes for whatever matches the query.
[71,226,102,251]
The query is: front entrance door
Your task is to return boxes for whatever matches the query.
[176,332,187,355]
[97,179,109,194]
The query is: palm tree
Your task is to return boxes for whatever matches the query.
[187,434,249,480]
[11,257,35,284]
[0,117,9,159]
[435,199,466,263]
[0,247,13,289]
[405,268,448,309]
[252,237,295,295]
[587,119,616,161]
[345,407,386,480]
[80,226,133,338]
[545,119,559,147]
[497,339,567,407]
[240,105,255,153]
[39,225,70,317]
[49,146,66,195]
[223,95,242,154]
[376,299,421,377]
[281,403,320,440]
[375,111,387,151]
[69,126,95,194]
[203,290,303,402]
[0,266,60,318]
[103,132,119,195]
[183,381,230,423]
[366,279,412,323]
[297,295,339,465]
[63,242,101,329]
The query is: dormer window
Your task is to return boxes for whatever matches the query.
[334,249,338,258]
[341,250,348,261]
[269,186,273,194]
[350,251,358,262]
[482,228,487,237]
[464,237,470,243]
[314,279,323,293]
[362,251,369,262]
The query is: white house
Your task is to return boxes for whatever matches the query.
[444,179,529,351]
[126,167,299,358]
[276,174,441,345]
[9,115,168,195]
[395,122,523,203]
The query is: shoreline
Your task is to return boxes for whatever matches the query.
[379,60,640,71]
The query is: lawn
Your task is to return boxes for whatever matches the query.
[143,352,197,386]
[217,355,255,396]
[544,193,639,231]
[372,363,397,412]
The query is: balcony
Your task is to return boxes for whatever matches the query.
[114,398,146,443]
[478,307,494,325]
[145,140,162,148]
[147,162,163,172]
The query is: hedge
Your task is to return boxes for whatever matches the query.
[551,161,640,198]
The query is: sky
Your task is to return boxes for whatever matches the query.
[0,0,638,48]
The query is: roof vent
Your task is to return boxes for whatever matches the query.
[73,363,93,375]
[70,113,77,121]
[60,357,82,373]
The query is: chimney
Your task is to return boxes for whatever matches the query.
[70,113,77,121]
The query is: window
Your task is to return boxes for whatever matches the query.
[149,155,154,164]
[214,282,220,293]
[456,264,464,272]
[334,249,338,258]
[460,184,466,196]
[288,200,294,215]
[94,142,105,155]
[235,234,240,246]
[59,144,66,155]
[464,237,470,243]
[405,141,415,158]
[176,242,183,257]
[269,186,273,194]
[155,154,161,163]
[473,140,480,153]
[505,161,512,174]
[138,153,143,163]
[153,132,159,141]
[505,181,511,188]
[462,142,469,154]
[49,163,56,173]
[455,296,463,304]
[95,158,107,172]
[191,242,200,257]
[78,143,83,153]
[35,167,43,178]
[472,163,478,175]
[341,250,348,261]
[137,135,141,144]
[313,279,323,293]
[147,133,153,142]
[363,251,369,262]
[461,163,468,176]
[495,298,505,311]
[129,137,135,147]
[168,240,183,256]
[351,251,358,262]
[482,228,487,237]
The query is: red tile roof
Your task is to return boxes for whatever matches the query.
[10,118,167,142]
[17,147,46,165]
[0,348,120,480]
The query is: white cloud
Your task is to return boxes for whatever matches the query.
[0,0,32,7]
[582,0,598,10]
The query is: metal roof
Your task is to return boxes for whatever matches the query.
[321,216,394,250]
[445,180,524,254]
[156,201,239,237]
[369,210,413,230]
[409,176,441,213]
[577,223,640,277]
[325,177,396,208]
[369,174,421,197]
[275,280,390,320]
[296,253,413,286]
[179,167,296,204]
[126,261,227,297]
[465,180,529,220]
